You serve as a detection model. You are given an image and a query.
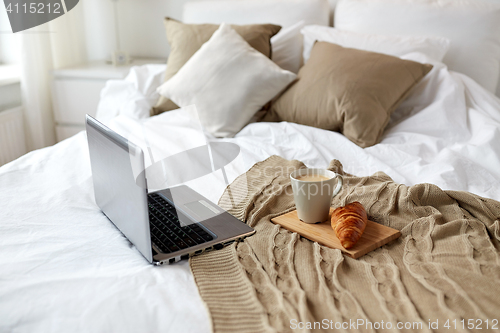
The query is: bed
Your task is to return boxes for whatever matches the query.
[2,0,500,332]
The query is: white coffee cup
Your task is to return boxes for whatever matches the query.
[290,168,343,223]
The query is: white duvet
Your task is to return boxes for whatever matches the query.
[1,53,500,333]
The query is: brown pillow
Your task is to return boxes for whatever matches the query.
[263,42,433,148]
[152,18,282,115]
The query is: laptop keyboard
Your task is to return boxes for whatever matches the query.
[148,193,214,254]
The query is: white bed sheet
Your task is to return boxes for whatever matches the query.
[1,55,500,332]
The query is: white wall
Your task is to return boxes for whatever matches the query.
[1,0,337,64]
[81,0,337,62]
[82,0,209,61]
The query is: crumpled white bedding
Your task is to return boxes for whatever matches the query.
[1,53,500,333]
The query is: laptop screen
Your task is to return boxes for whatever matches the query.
[86,115,153,263]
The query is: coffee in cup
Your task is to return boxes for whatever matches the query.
[295,175,330,182]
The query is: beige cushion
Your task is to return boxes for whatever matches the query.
[152,18,281,115]
[264,42,433,147]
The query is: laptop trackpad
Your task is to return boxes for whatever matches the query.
[183,200,221,222]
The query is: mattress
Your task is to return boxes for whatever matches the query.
[1,57,500,332]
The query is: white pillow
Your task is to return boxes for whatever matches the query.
[156,23,297,138]
[271,21,306,73]
[335,0,500,93]
[302,26,450,63]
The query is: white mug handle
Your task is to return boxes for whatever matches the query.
[332,174,343,197]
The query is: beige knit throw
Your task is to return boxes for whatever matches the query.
[190,156,500,333]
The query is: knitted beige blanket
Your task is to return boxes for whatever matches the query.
[190,156,500,333]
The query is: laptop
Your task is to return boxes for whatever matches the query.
[85,115,255,265]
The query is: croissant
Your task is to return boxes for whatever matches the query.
[331,202,367,249]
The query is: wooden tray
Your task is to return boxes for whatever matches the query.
[271,209,401,259]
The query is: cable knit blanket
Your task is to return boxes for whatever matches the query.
[190,156,500,333]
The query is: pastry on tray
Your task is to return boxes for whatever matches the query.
[331,202,367,249]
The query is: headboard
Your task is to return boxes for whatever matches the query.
[183,0,500,96]
[334,0,500,97]
[182,0,330,27]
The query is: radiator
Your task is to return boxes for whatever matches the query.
[0,107,27,166]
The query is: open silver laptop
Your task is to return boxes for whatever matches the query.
[85,115,255,265]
